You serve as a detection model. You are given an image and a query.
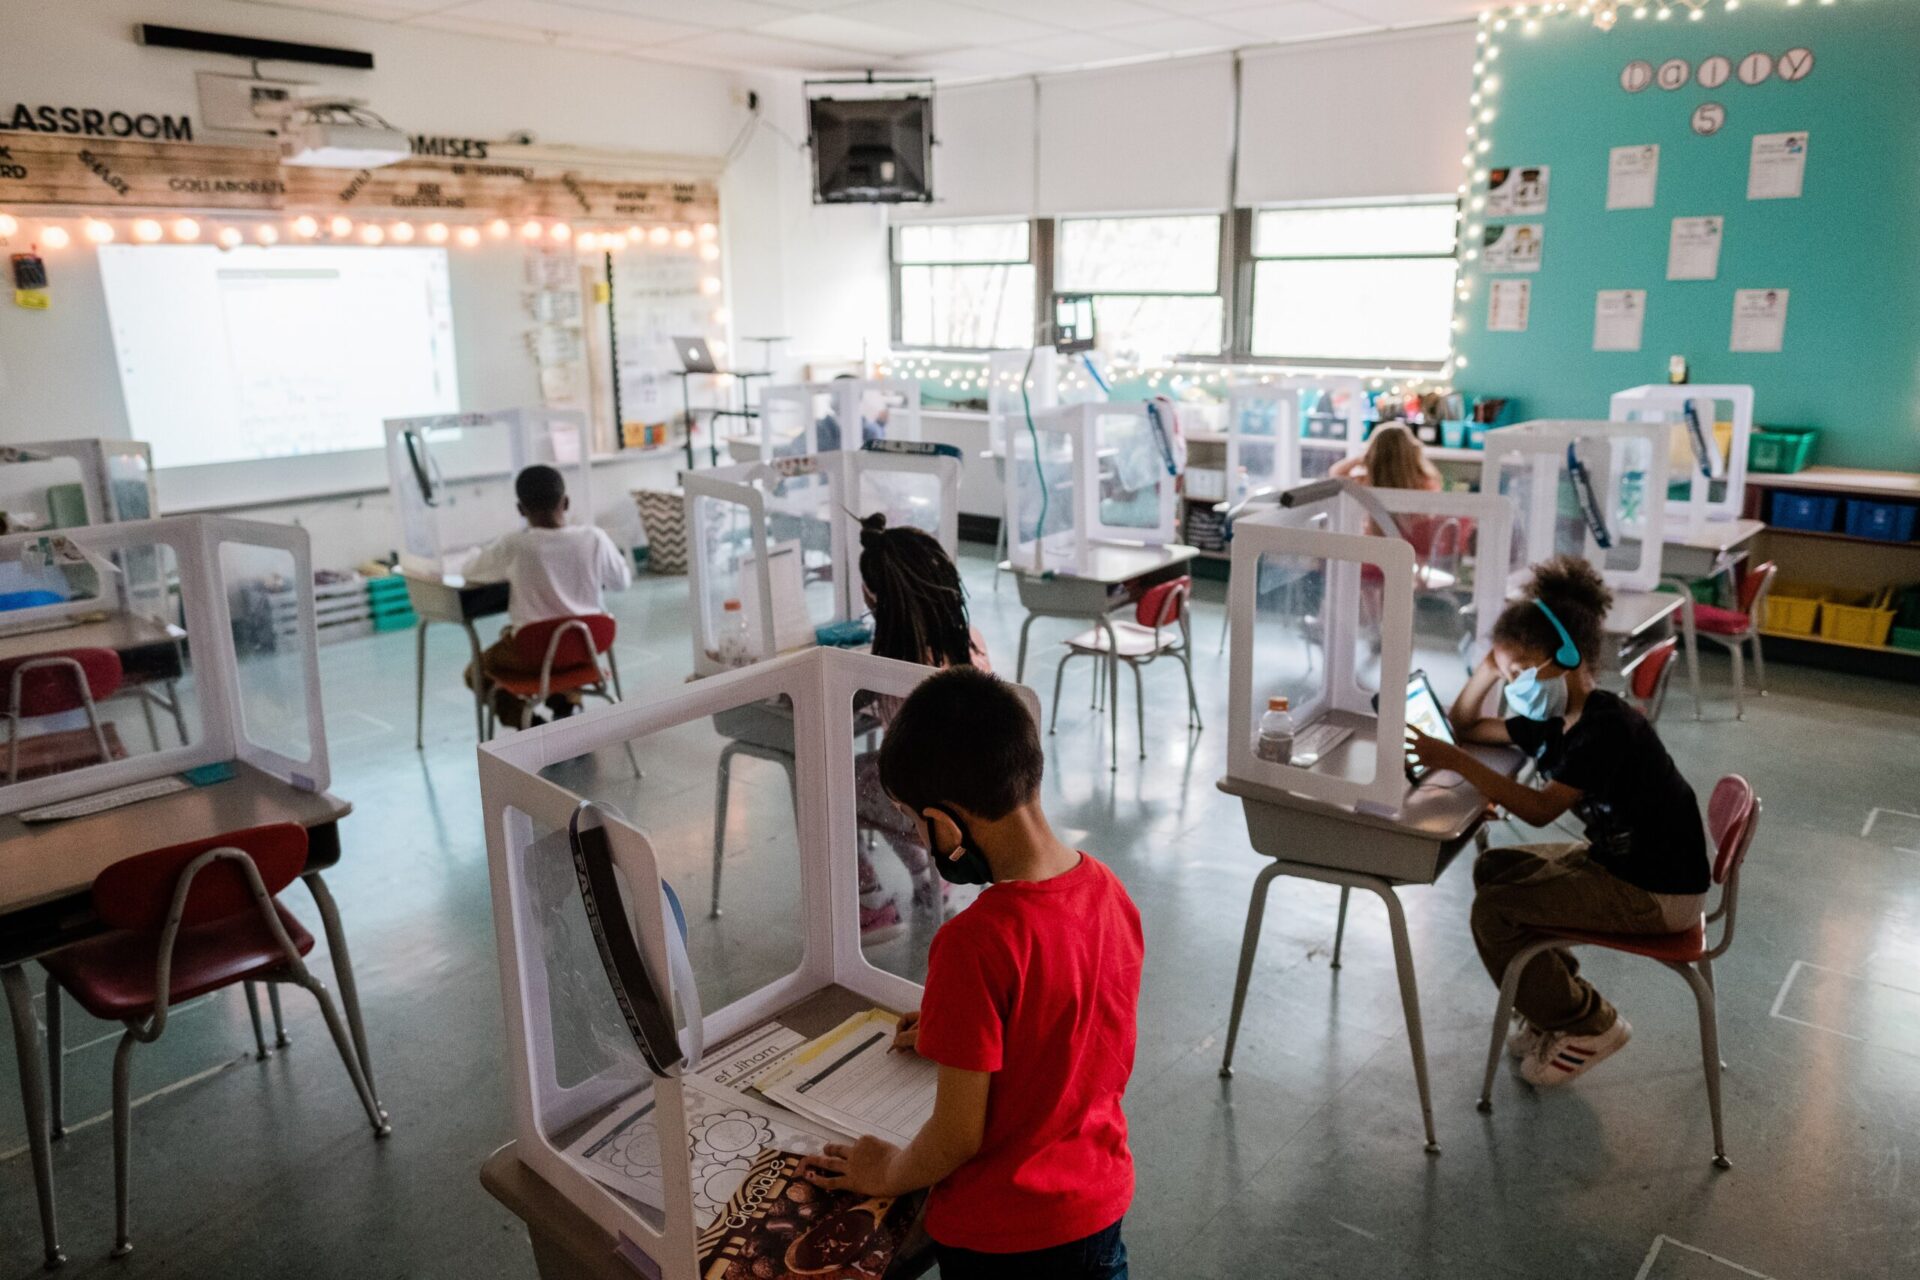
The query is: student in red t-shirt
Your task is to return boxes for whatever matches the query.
[803,667,1144,1279]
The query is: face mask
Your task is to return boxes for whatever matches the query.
[922,803,994,886]
[1504,664,1570,722]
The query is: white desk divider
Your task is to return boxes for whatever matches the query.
[0,438,158,531]
[1357,487,1518,665]
[0,514,327,816]
[1224,376,1370,497]
[479,647,1040,1280]
[384,408,593,578]
[1479,419,1669,593]
[986,347,1058,459]
[753,379,924,464]
[1610,383,1754,530]
[684,448,961,676]
[1005,402,1180,577]
[1226,489,1415,814]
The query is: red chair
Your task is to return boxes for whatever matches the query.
[1623,635,1681,724]
[1475,776,1762,1170]
[0,647,124,782]
[40,823,389,1257]
[1049,576,1202,771]
[1687,561,1777,719]
[480,614,640,774]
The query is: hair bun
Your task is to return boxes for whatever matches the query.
[858,511,889,549]
[1528,554,1612,618]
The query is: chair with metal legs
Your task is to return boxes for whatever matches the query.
[1475,775,1761,1169]
[1622,635,1681,723]
[41,823,390,1258]
[1,649,124,783]
[1049,576,1201,770]
[479,614,642,776]
[1686,561,1778,720]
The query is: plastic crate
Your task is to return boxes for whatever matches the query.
[1819,592,1895,647]
[1761,587,1824,636]
[1842,499,1918,543]
[1748,427,1817,474]
[1769,491,1840,533]
[1891,626,1920,653]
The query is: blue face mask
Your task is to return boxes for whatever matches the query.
[1504,664,1570,722]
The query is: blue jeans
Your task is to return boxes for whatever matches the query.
[934,1219,1128,1280]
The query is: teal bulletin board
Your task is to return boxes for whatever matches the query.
[1452,0,1920,471]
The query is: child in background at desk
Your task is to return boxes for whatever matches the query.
[1330,423,1443,492]
[462,465,631,727]
[853,513,991,945]
[807,668,1143,1280]
[1406,556,1709,1087]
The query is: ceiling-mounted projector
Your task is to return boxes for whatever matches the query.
[260,96,410,168]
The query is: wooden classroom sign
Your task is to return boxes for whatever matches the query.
[0,135,719,223]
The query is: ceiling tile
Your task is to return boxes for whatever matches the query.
[1108,15,1247,54]
[652,27,883,71]
[964,0,1165,30]
[237,0,461,14]
[560,0,789,28]
[1318,0,1484,24]
[407,12,607,50]
[1208,1,1378,41]
[895,44,1054,75]
[833,0,1058,45]
[1003,30,1154,66]
[437,0,704,44]
[1134,0,1267,12]
[754,11,952,55]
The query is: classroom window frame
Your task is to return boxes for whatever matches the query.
[1051,212,1228,359]
[1238,197,1459,371]
[888,219,1043,352]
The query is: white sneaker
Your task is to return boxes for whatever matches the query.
[1521,1017,1632,1087]
[1506,1014,1544,1060]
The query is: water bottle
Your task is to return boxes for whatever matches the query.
[715,598,753,669]
[1256,696,1295,764]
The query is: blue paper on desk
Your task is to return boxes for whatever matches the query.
[814,620,872,649]
[183,761,236,787]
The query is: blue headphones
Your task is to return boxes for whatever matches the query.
[1535,599,1582,668]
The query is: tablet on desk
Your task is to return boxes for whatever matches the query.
[1402,669,1456,783]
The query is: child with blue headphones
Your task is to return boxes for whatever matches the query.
[1406,556,1710,1088]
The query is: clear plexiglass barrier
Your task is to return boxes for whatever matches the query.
[985,347,1058,459]
[0,514,326,815]
[1355,488,1520,673]
[384,408,593,579]
[481,648,1035,1279]
[1479,420,1669,593]
[1225,376,1371,498]
[1005,402,1179,576]
[1610,383,1754,530]
[750,380,924,464]
[1225,492,1415,813]
[0,438,158,535]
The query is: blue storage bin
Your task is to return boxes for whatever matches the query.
[1770,491,1840,532]
[1467,423,1490,450]
[1843,499,1919,542]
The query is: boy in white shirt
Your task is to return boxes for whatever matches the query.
[463,465,631,725]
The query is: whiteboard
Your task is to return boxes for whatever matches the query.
[98,245,460,469]
[607,242,722,430]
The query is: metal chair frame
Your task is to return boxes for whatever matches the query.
[480,617,641,777]
[1049,578,1202,770]
[7,655,115,784]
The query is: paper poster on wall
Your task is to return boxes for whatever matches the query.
[1486,166,1549,216]
[1748,132,1808,200]
[1593,290,1647,352]
[1730,289,1789,353]
[1487,280,1532,333]
[1482,224,1544,273]
[1606,145,1660,210]
[1667,216,1724,281]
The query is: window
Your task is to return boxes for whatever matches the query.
[1055,215,1224,360]
[1248,202,1457,366]
[892,221,1036,350]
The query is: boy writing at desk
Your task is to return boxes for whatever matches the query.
[463,464,631,727]
[805,667,1144,1280]
[1406,557,1709,1087]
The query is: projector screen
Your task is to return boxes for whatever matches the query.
[99,245,459,469]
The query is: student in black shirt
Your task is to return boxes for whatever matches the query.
[1406,556,1710,1087]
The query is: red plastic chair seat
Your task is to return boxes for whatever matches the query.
[485,664,606,697]
[1551,919,1706,965]
[1064,622,1174,659]
[1690,603,1753,636]
[44,903,315,1021]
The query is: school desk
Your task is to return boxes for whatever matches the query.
[0,612,192,747]
[0,764,370,1269]
[401,571,511,747]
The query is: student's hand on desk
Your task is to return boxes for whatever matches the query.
[891,1011,921,1054]
[803,1136,901,1197]
[1406,727,1468,775]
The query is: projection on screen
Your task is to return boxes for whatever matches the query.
[99,245,459,468]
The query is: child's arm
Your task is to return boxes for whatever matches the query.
[802,1064,989,1198]
[1449,653,1513,744]
[1407,728,1579,827]
[596,528,633,593]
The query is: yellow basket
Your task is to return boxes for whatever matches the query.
[1762,588,1824,636]
[1818,589,1896,647]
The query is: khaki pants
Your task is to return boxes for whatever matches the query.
[1470,843,1693,1037]
[464,628,556,728]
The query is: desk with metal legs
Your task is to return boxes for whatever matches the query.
[1628,518,1765,719]
[1002,543,1199,771]
[1216,744,1523,1153]
[0,764,381,1268]
[402,572,511,748]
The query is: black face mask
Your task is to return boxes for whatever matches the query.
[923,803,994,886]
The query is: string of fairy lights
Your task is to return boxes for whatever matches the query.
[1451,0,1850,379]
[877,353,1458,406]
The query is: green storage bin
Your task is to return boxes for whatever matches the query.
[1748,427,1818,474]
[1891,626,1920,653]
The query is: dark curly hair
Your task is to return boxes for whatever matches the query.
[857,513,974,669]
[1492,555,1612,666]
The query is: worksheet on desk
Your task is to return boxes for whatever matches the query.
[755,1009,938,1148]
